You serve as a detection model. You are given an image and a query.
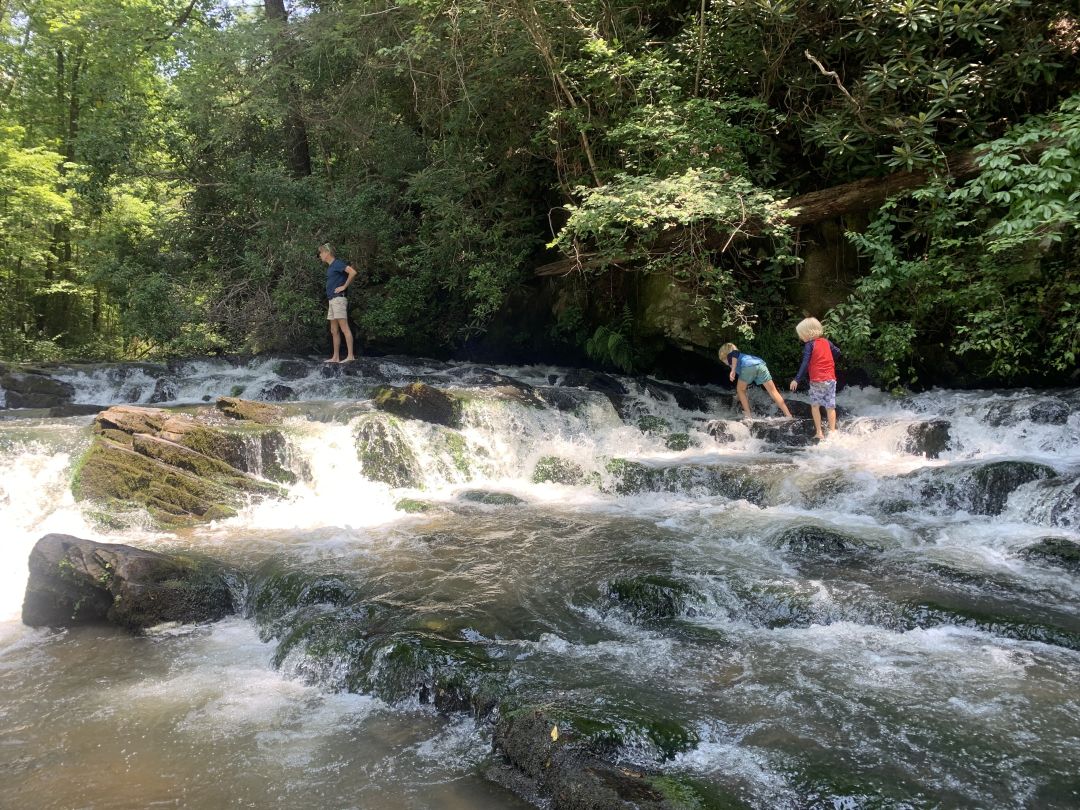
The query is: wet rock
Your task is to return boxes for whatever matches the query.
[535,387,588,412]
[558,369,628,399]
[0,371,75,409]
[274,358,313,381]
[260,383,296,402]
[605,459,768,504]
[1029,399,1071,425]
[47,403,106,417]
[460,490,525,506]
[775,525,869,557]
[641,378,709,412]
[73,406,289,526]
[902,419,951,459]
[1020,537,1080,574]
[747,419,819,447]
[705,420,737,444]
[353,414,421,488]
[968,461,1058,515]
[149,377,179,404]
[533,456,586,485]
[372,382,463,428]
[216,396,285,425]
[987,398,1071,427]
[607,575,697,620]
[22,534,234,631]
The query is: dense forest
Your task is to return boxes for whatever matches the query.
[1,0,1078,387]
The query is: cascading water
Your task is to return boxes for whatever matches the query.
[1,356,1079,809]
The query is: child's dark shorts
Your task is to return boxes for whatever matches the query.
[809,380,836,409]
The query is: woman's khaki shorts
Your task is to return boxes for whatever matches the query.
[326,296,348,320]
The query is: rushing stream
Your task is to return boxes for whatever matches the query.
[2,356,1079,809]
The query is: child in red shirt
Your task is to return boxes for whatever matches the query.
[788,318,841,440]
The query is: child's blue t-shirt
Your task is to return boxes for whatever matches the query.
[729,351,764,375]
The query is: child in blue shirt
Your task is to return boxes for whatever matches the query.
[718,342,794,419]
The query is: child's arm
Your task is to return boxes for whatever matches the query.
[789,342,813,391]
[829,340,841,360]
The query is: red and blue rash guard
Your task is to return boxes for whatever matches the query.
[795,338,841,384]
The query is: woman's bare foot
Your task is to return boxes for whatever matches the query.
[324,357,341,363]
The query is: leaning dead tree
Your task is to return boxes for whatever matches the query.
[534,150,989,277]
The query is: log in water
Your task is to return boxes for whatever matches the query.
[1,357,1079,808]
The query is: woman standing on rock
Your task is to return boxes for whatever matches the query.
[318,243,357,364]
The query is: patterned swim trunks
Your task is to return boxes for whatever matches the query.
[809,379,836,409]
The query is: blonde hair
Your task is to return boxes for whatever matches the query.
[796,317,824,341]
[718,342,738,364]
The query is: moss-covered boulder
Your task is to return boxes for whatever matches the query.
[372,382,463,428]
[216,396,285,425]
[637,415,671,435]
[73,406,290,527]
[22,533,235,631]
[396,498,436,513]
[353,414,422,487]
[1021,537,1080,574]
[665,433,691,451]
[533,456,586,485]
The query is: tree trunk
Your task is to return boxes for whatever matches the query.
[264,0,312,178]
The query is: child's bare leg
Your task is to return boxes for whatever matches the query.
[811,405,824,439]
[827,407,837,433]
[762,380,793,419]
[735,380,752,417]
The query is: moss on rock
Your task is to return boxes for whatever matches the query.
[353,414,422,488]
[372,382,463,428]
[533,456,586,485]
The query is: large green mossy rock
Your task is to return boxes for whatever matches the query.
[22,533,235,631]
[353,414,422,487]
[372,382,463,428]
[774,525,874,558]
[73,405,289,527]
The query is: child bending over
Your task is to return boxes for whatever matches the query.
[718,343,794,420]
[788,317,841,440]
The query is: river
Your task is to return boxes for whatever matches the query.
[1,356,1078,809]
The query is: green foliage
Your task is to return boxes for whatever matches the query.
[828,94,1080,387]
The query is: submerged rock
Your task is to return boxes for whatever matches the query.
[901,419,952,459]
[775,525,872,558]
[0,370,75,409]
[149,377,179,404]
[22,534,234,631]
[73,405,291,526]
[260,383,296,402]
[372,382,463,428]
[1021,537,1080,574]
[607,575,698,620]
[664,433,691,451]
[353,414,422,488]
[274,358,313,381]
[705,420,737,444]
[395,498,436,513]
[747,419,819,448]
[47,403,106,417]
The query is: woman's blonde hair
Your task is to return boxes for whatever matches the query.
[796,317,824,341]
[718,342,738,364]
